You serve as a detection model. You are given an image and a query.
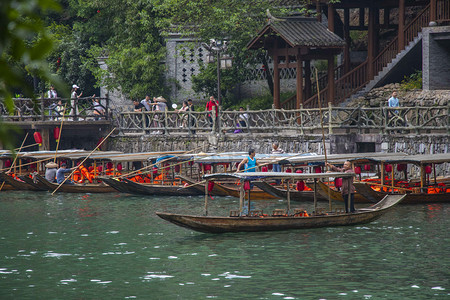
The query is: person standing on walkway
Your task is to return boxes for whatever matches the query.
[326,161,356,213]
[70,84,82,120]
[187,99,196,134]
[48,85,58,120]
[271,142,285,172]
[205,96,218,128]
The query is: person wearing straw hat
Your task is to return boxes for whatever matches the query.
[45,161,58,183]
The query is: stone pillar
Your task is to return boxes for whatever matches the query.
[422,26,450,90]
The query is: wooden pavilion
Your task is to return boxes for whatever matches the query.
[248,0,450,109]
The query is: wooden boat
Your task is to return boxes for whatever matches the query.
[253,181,321,202]
[354,182,450,204]
[156,172,406,233]
[311,180,373,203]
[119,178,203,196]
[0,181,15,191]
[35,174,117,193]
[101,176,203,196]
[19,175,51,191]
[0,172,44,191]
[176,175,235,197]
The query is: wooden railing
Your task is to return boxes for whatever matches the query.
[403,4,430,48]
[436,0,450,22]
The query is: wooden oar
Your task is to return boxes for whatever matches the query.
[13,143,40,151]
[0,133,29,191]
[51,127,116,195]
[116,145,204,179]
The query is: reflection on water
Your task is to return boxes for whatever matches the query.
[0,191,448,299]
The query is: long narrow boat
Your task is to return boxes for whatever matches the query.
[19,175,50,191]
[354,182,450,204]
[312,180,373,203]
[100,177,137,194]
[176,175,234,197]
[0,172,44,191]
[120,178,203,196]
[253,181,320,202]
[156,172,406,233]
[35,174,116,193]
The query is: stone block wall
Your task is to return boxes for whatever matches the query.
[423,26,450,90]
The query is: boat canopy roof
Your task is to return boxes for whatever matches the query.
[204,171,355,180]
[282,152,405,165]
[350,153,450,165]
[195,152,317,164]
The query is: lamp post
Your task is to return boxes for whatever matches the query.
[202,39,232,106]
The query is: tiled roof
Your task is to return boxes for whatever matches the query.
[248,17,346,49]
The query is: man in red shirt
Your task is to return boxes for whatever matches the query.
[205,96,218,127]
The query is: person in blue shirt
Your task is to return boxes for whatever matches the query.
[56,163,77,184]
[388,91,400,108]
[387,91,405,127]
[236,149,259,173]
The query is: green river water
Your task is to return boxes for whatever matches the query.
[0,191,448,299]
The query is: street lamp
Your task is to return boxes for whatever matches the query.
[202,39,232,106]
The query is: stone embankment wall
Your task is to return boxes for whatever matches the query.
[109,133,448,156]
[351,85,449,107]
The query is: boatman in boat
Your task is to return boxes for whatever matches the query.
[56,163,77,185]
[236,149,260,216]
[326,161,356,213]
[45,162,58,183]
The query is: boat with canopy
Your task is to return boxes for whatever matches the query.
[156,172,405,233]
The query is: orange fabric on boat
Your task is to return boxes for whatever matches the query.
[80,165,93,183]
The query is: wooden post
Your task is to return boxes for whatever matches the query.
[328,3,335,32]
[305,60,311,99]
[313,178,318,214]
[239,179,244,214]
[273,52,281,109]
[41,128,50,151]
[286,179,291,213]
[359,7,365,28]
[384,8,390,27]
[327,55,335,104]
[398,0,405,50]
[296,54,303,109]
[344,8,351,73]
[316,0,322,22]
[430,0,437,22]
[204,179,209,216]
[368,5,375,80]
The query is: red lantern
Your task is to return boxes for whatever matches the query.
[364,164,371,171]
[97,166,103,172]
[117,163,123,171]
[334,177,342,188]
[188,160,194,166]
[33,132,42,146]
[296,169,303,173]
[107,162,113,169]
[296,180,305,191]
[385,164,392,172]
[261,166,268,172]
[5,159,11,168]
[88,166,94,172]
[204,164,212,171]
[314,166,322,173]
[285,168,292,173]
[53,127,61,142]
[425,165,432,174]
[354,166,361,175]
[207,181,215,192]
[164,163,170,172]
[174,165,180,173]
[397,164,406,172]
[268,164,273,170]
[152,167,158,175]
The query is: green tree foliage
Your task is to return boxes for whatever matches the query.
[154,0,301,107]
[0,0,64,149]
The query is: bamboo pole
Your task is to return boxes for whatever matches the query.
[51,128,116,195]
[0,133,29,191]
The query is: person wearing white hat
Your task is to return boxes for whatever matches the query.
[45,162,58,183]
[70,84,82,120]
